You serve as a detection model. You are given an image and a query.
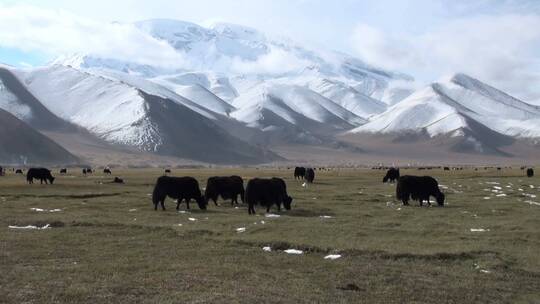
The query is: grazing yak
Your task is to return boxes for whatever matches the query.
[82,168,93,175]
[527,168,534,178]
[205,176,244,206]
[164,169,171,174]
[26,168,55,184]
[383,168,400,183]
[113,177,124,183]
[103,168,112,175]
[396,175,445,207]
[152,176,206,211]
[305,168,315,183]
[0,166,3,176]
[60,168,67,174]
[294,167,306,180]
[245,178,292,215]
[15,169,23,174]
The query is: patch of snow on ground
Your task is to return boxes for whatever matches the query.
[324,254,342,260]
[284,249,303,255]
[470,228,490,232]
[265,214,280,218]
[30,208,62,213]
[236,227,246,233]
[9,224,51,230]
[262,246,272,252]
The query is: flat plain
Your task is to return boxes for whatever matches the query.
[1,168,539,303]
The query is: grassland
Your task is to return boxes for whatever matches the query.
[1,168,539,303]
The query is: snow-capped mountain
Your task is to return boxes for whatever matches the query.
[2,18,539,164]
[350,73,540,154]
[56,19,411,121]
[15,65,277,163]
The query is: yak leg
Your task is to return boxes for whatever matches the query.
[161,199,166,211]
[176,199,182,211]
[186,199,190,210]
[402,194,409,206]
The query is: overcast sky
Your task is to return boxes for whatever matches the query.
[1,0,539,102]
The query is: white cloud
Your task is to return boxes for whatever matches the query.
[230,47,311,75]
[0,4,187,68]
[351,14,540,102]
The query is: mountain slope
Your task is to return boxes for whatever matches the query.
[231,83,365,136]
[0,67,74,131]
[0,108,78,164]
[307,78,386,118]
[18,65,278,163]
[353,74,540,136]
[349,73,540,155]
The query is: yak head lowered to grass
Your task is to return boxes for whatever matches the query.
[283,195,293,210]
[435,191,445,206]
[195,195,207,210]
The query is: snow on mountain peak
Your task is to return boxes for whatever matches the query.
[209,22,266,42]
[351,73,540,141]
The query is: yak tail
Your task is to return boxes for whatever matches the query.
[244,185,251,206]
[152,185,161,206]
[395,181,402,200]
[240,188,245,203]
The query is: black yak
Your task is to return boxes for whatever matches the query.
[60,168,67,174]
[527,168,534,178]
[15,169,23,174]
[0,166,3,176]
[164,169,171,174]
[152,176,206,211]
[383,168,400,183]
[396,175,444,207]
[26,168,55,184]
[305,168,315,183]
[103,168,112,175]
[82,168,93,175]
[204,176,244,206]
[294,167,306,179]
[245,178,292,215]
